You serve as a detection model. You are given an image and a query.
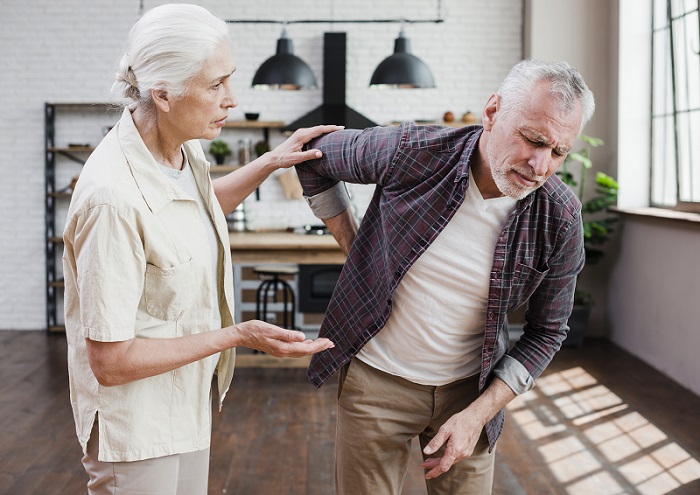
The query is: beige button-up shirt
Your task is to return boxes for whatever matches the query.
[63,107,236,462]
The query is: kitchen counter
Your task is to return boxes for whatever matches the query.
[229,231,346,265]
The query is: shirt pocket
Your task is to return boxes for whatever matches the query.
[510,262,549,307]
[144,258,195,321]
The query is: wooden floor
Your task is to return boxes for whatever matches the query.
[1,332,700,495]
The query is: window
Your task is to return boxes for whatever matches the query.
[651,0,700,212]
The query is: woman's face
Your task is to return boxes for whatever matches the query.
[166,43,238,142]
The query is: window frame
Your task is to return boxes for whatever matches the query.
[650,0,700,212]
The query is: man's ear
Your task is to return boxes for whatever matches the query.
[482,93,500,131]
[151,88,171,113]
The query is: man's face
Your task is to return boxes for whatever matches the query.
[482,81,582,200]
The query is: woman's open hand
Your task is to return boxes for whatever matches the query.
[265,125,344,169]
[231,320,334,358]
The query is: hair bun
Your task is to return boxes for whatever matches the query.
[116,65,140,100]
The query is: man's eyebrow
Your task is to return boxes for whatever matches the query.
[523,128,570,154]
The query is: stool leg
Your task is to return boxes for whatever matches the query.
[255,279,274,354]
[255,274,296,330]
[261,280,272,323]
[255,279,266,321]
[277,278,296,330]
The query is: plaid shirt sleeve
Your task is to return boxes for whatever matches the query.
[296,126,403,195]
[494,207,585,394]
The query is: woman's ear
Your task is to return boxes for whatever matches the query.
[151,88,171,113]
[482,93,500,131]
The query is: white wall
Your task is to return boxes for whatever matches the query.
[608,216,700,395]
[0,0,523,330]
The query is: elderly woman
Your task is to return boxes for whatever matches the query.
[62,4,337,494]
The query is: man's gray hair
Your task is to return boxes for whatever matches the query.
[497,59,595,133]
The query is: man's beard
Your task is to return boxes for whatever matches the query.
[491,166,544,200]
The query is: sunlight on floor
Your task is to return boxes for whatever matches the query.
[506,366,700,495]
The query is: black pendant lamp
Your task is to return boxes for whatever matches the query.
[370,27,436,89]
[252,28,317,90]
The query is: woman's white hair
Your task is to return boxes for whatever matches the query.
[497,59,595,133]
[112,3,229,106]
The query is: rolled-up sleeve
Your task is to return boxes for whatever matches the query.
[304,181,352,220]
[492,354,535,395]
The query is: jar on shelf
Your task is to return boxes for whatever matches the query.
[229,203,246,232]
[237,138,253,165]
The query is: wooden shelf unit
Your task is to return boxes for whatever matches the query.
[44,102,119,332]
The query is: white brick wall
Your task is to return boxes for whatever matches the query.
[0,0,522,330]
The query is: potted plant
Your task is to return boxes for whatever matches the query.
[254,139,270,157]
[557,135,619,346]
[209,139,231,165]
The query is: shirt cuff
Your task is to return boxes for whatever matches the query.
[492,354,535,395]
[304,182,352,220]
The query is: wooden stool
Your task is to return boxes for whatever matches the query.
[253,265,298,330]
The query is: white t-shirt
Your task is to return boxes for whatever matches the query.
[357,173,516,385]
[160,152,222,372]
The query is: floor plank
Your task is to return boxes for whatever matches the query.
[1,332,699,495]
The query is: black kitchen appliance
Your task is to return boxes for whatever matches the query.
[298,264,343,313]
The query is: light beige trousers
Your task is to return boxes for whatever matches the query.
[336,358,496,495]
[81,421,210,495]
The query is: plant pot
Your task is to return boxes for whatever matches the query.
[563,304,591,347]
[214,156,226,165]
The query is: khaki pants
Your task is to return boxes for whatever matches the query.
[81,421,210,495]
[336,358,495,495]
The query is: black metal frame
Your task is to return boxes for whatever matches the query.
[44,103,58,331]
[44,102,116,332]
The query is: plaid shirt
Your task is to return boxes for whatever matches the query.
[296,123,584,448]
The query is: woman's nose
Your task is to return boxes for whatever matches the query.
[224,85,238,109]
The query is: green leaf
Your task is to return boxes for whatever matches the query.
[579,135,604,147]
[595,172,619,189]
[568,151,592,169]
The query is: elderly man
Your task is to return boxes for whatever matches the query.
[296,59,594,495]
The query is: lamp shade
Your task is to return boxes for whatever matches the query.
[370,30,436,89]
[252,32,317,90]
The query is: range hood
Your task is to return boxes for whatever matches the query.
[284,32,378,132]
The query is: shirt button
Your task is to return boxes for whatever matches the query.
[488,312,494,319]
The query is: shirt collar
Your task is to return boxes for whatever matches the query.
[460,127,483,182]
[117,107,208,213]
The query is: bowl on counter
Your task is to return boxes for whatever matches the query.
[244,112,260,121]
